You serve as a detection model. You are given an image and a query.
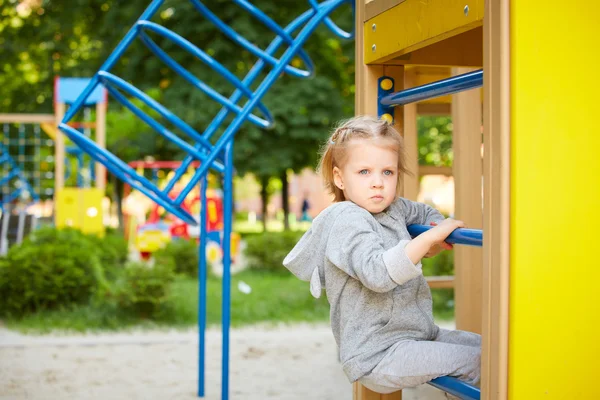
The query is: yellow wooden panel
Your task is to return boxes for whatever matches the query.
[55,188,104,236]
[509,1,600,399]
[364,0,483,64]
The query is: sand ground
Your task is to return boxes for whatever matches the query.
[0,323,450,400]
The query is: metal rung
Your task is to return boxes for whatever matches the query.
[380,69,483,107]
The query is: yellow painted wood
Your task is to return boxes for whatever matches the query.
[510,1,600,399]
[55,187,105,236]
[364,0,483,64]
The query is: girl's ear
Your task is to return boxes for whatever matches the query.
[333,167,344,190]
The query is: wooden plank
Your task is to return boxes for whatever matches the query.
[426,276,455,289]
[55,103,65,191]
[95,102,107,191]
[417,103,451,116]
[0,114,55,123]
[418,166,452,177]
[402,69,419,200]
[452,67,483,334]
[364,0,484,64]
[481,0,510,398]
[384,27,483,67]
[354,3,402,399]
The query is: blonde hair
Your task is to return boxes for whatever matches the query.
[317,115,410,202]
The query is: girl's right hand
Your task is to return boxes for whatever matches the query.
[426,218,465,247]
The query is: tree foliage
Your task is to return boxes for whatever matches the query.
[1,0,355,179]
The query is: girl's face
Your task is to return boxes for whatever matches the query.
[333,138,399,214]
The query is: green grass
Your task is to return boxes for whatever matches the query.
[2,270,331,334]
[3,269,454,334]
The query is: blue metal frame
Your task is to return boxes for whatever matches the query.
[58,1,353,400]
[377,76,395,121]
[0,142,39,210]
[380,69,483,107]
[407,224,483,247]
[58,0,353,228]
[429,376,481,400]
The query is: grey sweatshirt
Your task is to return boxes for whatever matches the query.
[283,198,445,382]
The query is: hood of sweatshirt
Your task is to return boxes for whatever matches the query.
[283,201,351,298]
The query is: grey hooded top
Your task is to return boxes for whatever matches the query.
[283,198,445,382]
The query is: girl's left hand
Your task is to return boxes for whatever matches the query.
[423,222,453,258]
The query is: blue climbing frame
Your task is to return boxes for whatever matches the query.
[57,1,353,400]
[0,142,39,210]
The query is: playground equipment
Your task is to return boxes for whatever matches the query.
[53,78,107,235]
[355,1,599,400]
[56,1,353,399]
[122,160,238,262]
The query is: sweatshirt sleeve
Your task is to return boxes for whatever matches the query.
[325,210,422,292]
[397,197,445,226]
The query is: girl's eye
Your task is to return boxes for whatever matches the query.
[383,170,394,176]
[359,169,369,175]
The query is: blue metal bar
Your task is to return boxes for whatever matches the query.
[429,376,480,400]
[407,224,483,247]
[136,21,273,129]
[308,0,354,39]
[380,69,483,107]
[62,0,165,122]
[161,3,321,196]
[97,71,223,170]
[58,123,198,224]
[221,142,234,400]
[198,175,208,397]
[175,0,350,205]
[190,0,313,78]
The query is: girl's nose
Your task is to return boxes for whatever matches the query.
[371,177,383,188]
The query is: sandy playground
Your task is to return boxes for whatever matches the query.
[0,323,450,400]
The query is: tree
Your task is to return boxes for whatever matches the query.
[1,0,355,228]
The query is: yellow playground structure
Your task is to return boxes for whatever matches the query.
[354,1,599,399]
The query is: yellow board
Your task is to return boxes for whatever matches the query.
[55,188,105,236]
[364,0,483,64]
[510,2,600,399]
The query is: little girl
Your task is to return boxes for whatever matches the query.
[283,115,480,394]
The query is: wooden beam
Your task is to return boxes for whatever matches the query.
[452,67,483,334]
[364,0,484,64]
[355,2,401,399]
[403,68,419,200]
[0,114,55,123]
[418,166,453,176]
[426,276,455,289]
[384,27,483,67]
[481,0,511,398]
[417,103,451,115]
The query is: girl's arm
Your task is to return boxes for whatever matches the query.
[325,210,423,292]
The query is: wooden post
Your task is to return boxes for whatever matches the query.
[481,0,511,398]
[95,101,107,191]
[451,67,483,334]
[55,102,65,191]
[355,1,402,399]
[403,68,419,201]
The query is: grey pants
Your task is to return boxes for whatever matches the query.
[358,328,481,394]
